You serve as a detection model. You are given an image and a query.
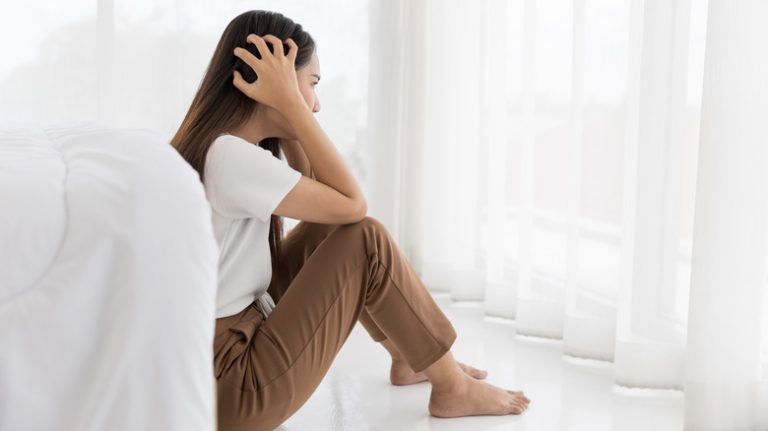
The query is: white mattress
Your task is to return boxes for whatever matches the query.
[0,124,219,431]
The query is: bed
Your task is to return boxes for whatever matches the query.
[0,124,219,430]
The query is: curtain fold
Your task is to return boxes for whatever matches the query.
[614,0,690,390]
[683,1,768,428]
[366,0,768,428]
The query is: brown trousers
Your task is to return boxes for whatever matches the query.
[213,216,458,431]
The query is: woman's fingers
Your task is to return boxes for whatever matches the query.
[233,33,302,111]
[246,34,271,60]
[285,38,298,62]
[261,34,285,57]
[232,70,252,95]
[233,46,261,73]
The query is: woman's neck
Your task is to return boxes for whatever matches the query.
[230,105,294,144]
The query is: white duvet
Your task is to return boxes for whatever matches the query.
[0,124,218,431]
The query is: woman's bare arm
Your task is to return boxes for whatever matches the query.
[281,140,315,180]
[274,120,364,223]
[281,103,364,208]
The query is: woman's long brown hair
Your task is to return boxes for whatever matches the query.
[171,10,315,280]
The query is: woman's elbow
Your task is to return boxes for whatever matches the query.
[341,198,367,224]
[352,198,368,222]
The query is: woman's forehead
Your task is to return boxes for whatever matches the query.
[299,52,321,75]
[308,52,320,72]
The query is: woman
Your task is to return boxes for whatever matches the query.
[171,10,530,431]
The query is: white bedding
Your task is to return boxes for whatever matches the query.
[0,124,219,431]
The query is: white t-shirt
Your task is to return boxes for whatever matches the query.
[203,134,302,318]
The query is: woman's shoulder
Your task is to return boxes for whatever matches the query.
[205,134,289,184]
[210,133,252,152]
[207,133,271,162]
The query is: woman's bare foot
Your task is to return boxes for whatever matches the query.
[390,359,488,386]
[428,373,530,417]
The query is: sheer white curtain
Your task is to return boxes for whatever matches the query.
[365,0,768,428]
[684,1,768,427]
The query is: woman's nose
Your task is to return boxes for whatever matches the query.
[313,98,321,113]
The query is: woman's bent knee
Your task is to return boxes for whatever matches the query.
[350,215,388,234]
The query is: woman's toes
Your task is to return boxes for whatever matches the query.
[458,362,488,380]
[506,390,530,410]
[514,391,530,404]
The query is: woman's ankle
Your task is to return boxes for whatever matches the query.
[424,352,466,392]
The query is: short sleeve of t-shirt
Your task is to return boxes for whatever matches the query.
[204,134,302,222]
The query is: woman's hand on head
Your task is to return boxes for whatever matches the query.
[233,34,306,115]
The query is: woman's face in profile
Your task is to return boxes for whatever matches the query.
[296,52,321,114]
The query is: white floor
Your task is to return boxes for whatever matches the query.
[281,293,684,431]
